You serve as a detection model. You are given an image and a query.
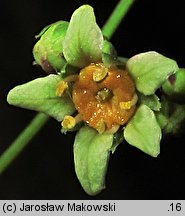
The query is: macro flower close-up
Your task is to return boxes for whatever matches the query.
[1,0,185,199]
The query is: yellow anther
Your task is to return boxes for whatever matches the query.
[62,115,76,129]
[96,120,106,134]
[93,64,108,82]
[120,101,132,110]
[120,94,138,110]
[56,80,68,96]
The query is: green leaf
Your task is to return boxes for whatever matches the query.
[127,51,179,95]
[74,126,113,195]
[7,75,75,121]
[33,21,68,73]
[63,5,103,68]
[162,68,185,104]
[124,104,161,157]
[138,93,161,111]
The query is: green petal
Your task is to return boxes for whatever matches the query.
[63,5,103,68]
[162,68,185,104]
[102,40,117,67]
[33,21,68,73]
[7,75,75,121]
[138,93,161,111]
[127,51,179,95]
[74,126,113,195]
[124,104,161,157]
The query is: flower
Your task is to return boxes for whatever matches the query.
[7,5,183,195]
[62,63,137,134]
[33,21,68,73]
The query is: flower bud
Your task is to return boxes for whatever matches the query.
[162,68,185,104]
[33,21,68,73]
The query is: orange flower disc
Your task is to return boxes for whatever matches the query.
[72,63,137,133]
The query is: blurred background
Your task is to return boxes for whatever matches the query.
[0,0,185,199]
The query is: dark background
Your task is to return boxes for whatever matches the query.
[0,0,185,199]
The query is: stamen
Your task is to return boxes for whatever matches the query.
[120,94,138,110]
[74,113,83,124]
[120,101,132,110]
[93,64,108,82]
[62,114,83,130]
[56,80,68,96]
[96,120,106,134]
[62,115,75,129]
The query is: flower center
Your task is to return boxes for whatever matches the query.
[96,87,113,102]
[72,63,137,133]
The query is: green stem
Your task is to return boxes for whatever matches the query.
[0,0,136,174]
[102,0,135,39]
[0,113,49,174]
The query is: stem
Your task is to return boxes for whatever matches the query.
[0,113,49,174]
[0,0,136,174]
[102,0,135,39]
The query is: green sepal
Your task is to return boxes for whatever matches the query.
[163,104,185,135]
[138,93,161,111]
[155,112,168,130]
[155,96,170,130]
[124,104,161,157]
[33,21,69,73]
[127,51,179,95]
[63,5,103,68]
[162,68,185,104]
[7,75,75,121]
[74,126,113,195]
[156,97,185,135]
[102,40,117,67]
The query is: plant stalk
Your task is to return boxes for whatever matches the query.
[0,113,49,174]
[102,0,135,39]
